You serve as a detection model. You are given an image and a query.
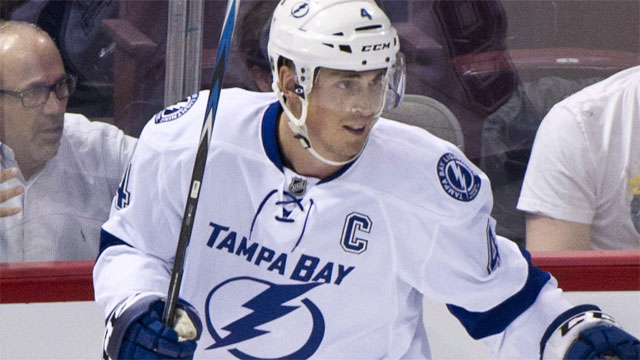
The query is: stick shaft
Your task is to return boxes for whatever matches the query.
[163,0,240,326]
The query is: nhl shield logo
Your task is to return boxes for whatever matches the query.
[288,177,307,196]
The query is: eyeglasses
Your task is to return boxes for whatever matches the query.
[0,74,77,108]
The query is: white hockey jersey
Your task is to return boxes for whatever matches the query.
[94,88,571,359]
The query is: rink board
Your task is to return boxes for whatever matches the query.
[1,250,638,359]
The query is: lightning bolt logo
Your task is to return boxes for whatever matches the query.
[205,277,325,359]
[449,162,469,194]
[291,2,310,18]
[437,153,481,202]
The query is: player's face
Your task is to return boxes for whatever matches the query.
[0,34,67,174]
[305,68,387,162]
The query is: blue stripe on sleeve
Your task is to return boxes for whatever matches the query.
[446,248,551,339]
[97,229,132,260]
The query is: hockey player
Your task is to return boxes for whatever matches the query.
[94,1,639,358]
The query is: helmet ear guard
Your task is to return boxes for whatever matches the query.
[271,61,310,147]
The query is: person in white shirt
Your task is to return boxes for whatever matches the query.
[518,65,640,250]
[93,1,639,359]
[0,21,136,262]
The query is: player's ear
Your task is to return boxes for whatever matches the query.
[277,65,303,117]
[278,65,298,99]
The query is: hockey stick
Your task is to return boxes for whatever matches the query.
[162,0,240,327]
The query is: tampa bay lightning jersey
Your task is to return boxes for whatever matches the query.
[94,88,572,359]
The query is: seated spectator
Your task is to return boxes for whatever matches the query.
[480,76,602,246]
[3,0,118,119]
[517,65,640,250]
[0,21,136,262]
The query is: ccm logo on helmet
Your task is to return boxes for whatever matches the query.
[362,43,391,52]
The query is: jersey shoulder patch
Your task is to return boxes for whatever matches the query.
[152,93,199,124]
[436,152,481,202]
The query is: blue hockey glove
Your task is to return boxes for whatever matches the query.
[541,304,640,359]
[103,293,202,359]
[565,325,640,359]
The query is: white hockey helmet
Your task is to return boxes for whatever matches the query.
[268,0,405,165]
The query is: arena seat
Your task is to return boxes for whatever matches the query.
[383,94,465,152]
[451,48,640,84]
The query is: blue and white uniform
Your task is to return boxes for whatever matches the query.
[94,88,571,359]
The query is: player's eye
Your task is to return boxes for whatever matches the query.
[336,79,354,90]
[370,76,384,89]
[337,79,365,93]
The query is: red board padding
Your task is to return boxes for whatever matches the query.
[531,250,640,292]
[0,251,638,304]
[0,260,95,303]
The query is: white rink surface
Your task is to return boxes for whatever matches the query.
[0,291,638,359]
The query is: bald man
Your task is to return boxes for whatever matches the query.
[0,21,137,262]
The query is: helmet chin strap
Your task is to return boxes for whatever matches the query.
[273,83,363,167]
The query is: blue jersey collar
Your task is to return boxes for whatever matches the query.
[261,101,355,183]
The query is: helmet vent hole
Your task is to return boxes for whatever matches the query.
[385,57,390,62]
[362,60,367,65]
[322,43,334,48]
[355,25,382,32]
[339,45,352,53]
[333,32,344,36]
